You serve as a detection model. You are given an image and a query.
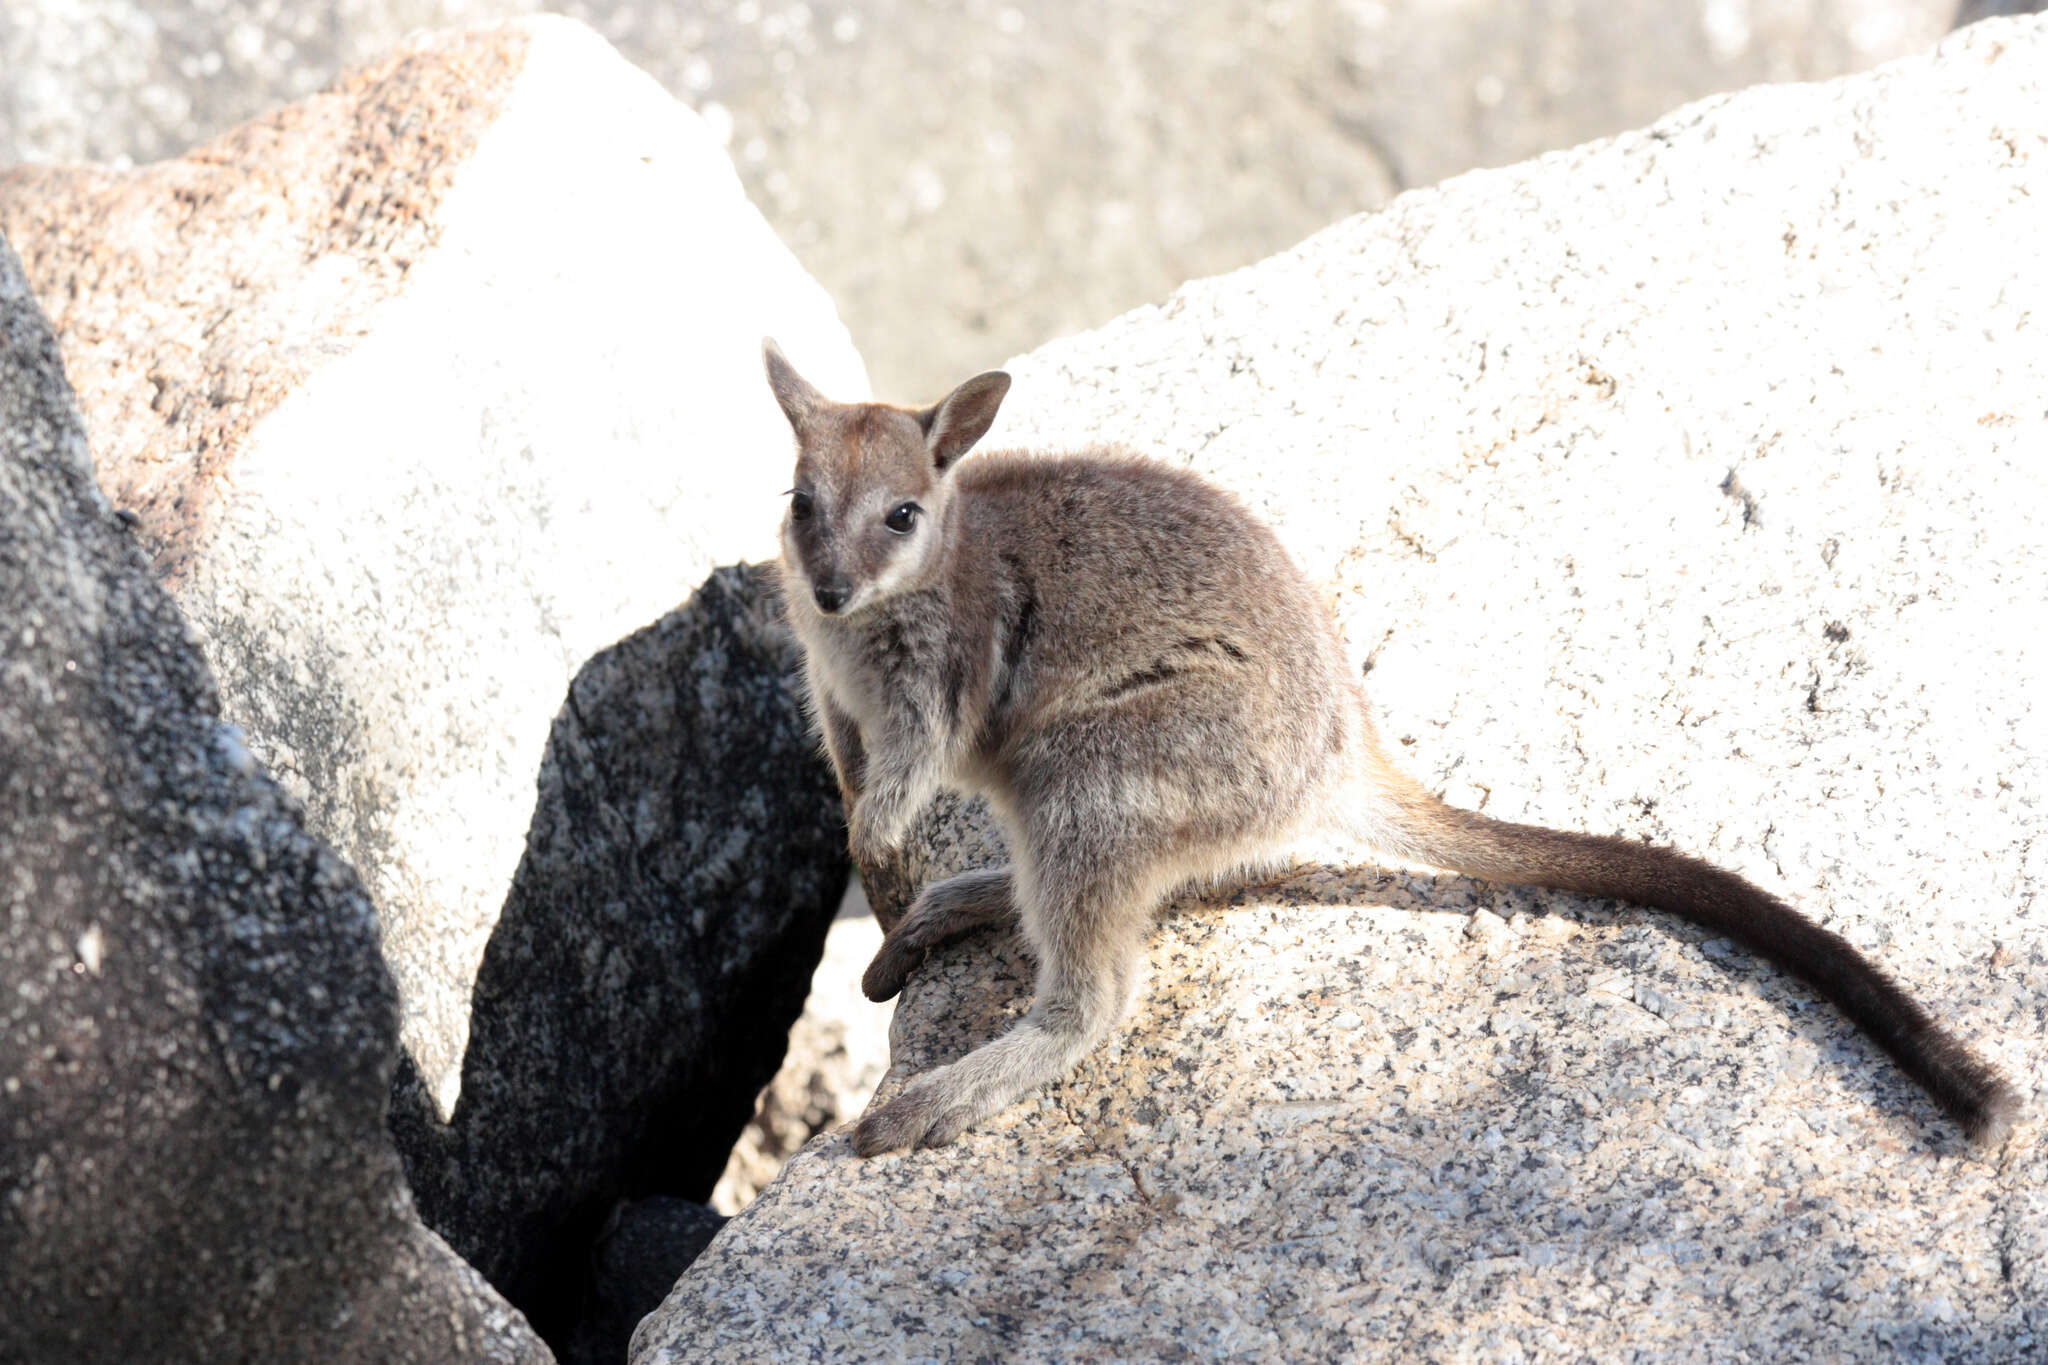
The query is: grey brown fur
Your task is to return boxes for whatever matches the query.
[762,339,2021,1156]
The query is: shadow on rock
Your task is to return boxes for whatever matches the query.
[0,238,549,1362]
[568,1197,728,1365]
[389,563,847,1350]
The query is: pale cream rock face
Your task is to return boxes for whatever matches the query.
[636,18,2046,1363]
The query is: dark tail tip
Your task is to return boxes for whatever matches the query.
[1923,1025,2024,1146]
[1963,1074,2023,1147]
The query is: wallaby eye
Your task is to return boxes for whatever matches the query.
[884,502,920,534]
[788,490,814,522]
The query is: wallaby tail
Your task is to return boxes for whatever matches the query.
[1375,775,2020,1145]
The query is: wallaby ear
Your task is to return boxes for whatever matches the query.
[918,371,1011,472]
[762,337,827,433]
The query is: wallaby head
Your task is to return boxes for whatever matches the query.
[763,338,1011,617]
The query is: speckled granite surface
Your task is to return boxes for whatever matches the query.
[638,19,2047,1362]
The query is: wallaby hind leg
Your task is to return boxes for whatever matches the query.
[851,861,1152,1156]
[863,866,1018,1002]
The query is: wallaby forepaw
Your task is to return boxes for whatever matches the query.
[845,799,906,866]
[846,823,887,867]
[850,1070,981,1156]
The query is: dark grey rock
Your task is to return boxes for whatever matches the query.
[1956,0,2047,25]
[390,563,847,1347]
[0,236,549,1361]
[564,1198,727,1365]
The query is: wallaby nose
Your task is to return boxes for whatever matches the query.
[813,579,852,614]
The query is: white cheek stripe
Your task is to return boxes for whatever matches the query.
[862,535,926,603]
[786,478,946,613]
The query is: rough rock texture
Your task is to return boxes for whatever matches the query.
[0,0,1961,398]
[0,239,548,1361]
[636,19,2048,1363]
[711,881,895,1214]
[389,562,846,1344]
[0,15,868,1125]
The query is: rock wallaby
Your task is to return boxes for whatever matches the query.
[761,339,2020,1157]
